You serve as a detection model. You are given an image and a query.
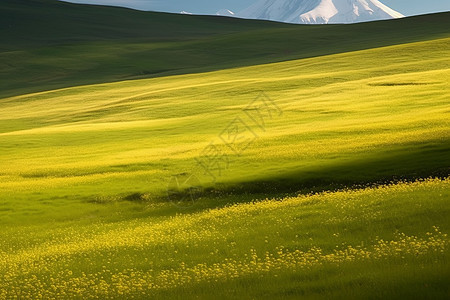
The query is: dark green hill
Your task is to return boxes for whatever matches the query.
[0,0,283,49]
[0,0,449,98]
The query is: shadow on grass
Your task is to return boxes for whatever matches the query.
[163,140,450,204]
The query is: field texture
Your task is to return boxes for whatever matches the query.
[0,1,449,299]
[0,179,449,299]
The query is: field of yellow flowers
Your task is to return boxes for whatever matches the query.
[0,178,449,299]
[0,28,449,298]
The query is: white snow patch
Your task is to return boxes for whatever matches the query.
[216,9,236,17]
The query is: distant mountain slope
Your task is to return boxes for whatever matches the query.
[238,0,404,24]
[0,0,449,98]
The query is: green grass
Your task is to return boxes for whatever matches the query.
[0,179,449,298]
[0,0,449,98]
[1,36,448,223]
[0,1,449,298]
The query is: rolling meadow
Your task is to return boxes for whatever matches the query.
[0,0,449,298]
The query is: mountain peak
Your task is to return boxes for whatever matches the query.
[238,0,405,24]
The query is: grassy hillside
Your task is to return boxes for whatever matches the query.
[0,0,449,98]
[0,179,449,299]
[0,35,449,220]
[0,1,449,298]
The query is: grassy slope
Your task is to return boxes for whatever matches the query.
[0,0,449,98]
[0,1,449,298]
[0,36,449,223]
[0,179,449,299]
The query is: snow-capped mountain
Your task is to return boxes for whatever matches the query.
[238,0,404,24]
[216,9,236,17]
